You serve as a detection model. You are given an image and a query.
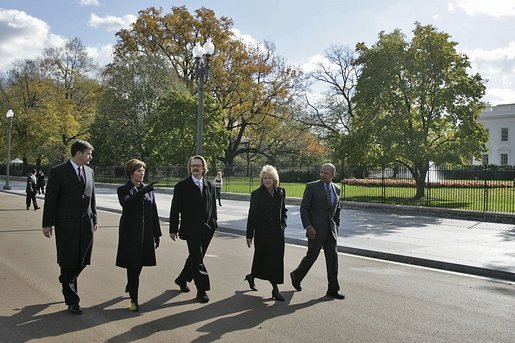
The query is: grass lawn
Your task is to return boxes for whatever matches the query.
[95,175,514,213]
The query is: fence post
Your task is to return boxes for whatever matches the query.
[381,167,386,202]
[483,164,488,212]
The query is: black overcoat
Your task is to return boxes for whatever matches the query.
[169,177,218,240]
[116,181,162,268]
[42,161,97,268]
[246,186,287,284]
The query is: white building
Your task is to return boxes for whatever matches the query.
[475,103,515,166]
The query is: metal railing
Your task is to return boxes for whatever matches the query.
[3,163,514,213]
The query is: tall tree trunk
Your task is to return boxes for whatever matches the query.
[412,163,429,200]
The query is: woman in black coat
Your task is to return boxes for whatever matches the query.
[245,165,288,301]
[116,159,162,312]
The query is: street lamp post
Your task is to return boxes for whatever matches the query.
[192,38,215,156]
[3,109,14,190]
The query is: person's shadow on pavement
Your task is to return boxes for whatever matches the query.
[106,290,325,342]
[0,291,182,343]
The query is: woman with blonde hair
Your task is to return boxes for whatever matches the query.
[245,165,288,301]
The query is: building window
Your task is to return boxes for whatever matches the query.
[482,154,489,165]
[500,153,508,165]
[501,128,508,142]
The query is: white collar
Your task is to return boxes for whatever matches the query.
[70,159,82,173]
[192,175,203,184]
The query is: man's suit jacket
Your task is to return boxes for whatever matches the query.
[26,174,37,194]
[300,180,341,240]
[42,160,97,268]
[169,176,218,240]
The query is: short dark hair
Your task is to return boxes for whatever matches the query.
[71,140,93,157]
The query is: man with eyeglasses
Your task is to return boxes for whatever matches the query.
[169,155,218,303]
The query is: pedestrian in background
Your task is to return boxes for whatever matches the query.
[290,163,345,300]
[169,155,218,303]
[214,171,223,206]
[36,169,46,195]
[42,140,98,315]
[245,165,288,301]
[116,159,162,312]
[26,169,40,210]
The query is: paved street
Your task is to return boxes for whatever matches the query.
[0,189,514,342]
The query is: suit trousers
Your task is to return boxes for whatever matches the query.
[291,234,340,292]
[59,265,86,305]
[25,192,38,209]
[177,235,213,292]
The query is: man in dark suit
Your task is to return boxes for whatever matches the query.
[42,140,98,314]
[290,163,345,299]
[169,155,218,303]
[25,169,40,210]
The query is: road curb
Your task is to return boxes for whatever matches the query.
[214,226,515,283]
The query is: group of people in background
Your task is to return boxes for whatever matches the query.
[41,139,344,316]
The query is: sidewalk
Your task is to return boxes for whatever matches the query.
[1,177,514,281]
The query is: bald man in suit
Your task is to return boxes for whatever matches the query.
[290,163,345,299]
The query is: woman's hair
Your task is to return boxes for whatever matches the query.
[124,159,146,178]
[188,155,208,176]
[259,165,279,186]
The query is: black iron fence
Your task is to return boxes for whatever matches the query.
[339,165,515,213]
[3,163,514,213]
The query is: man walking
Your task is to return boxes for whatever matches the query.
[42,140,98,314]
[169,155,218,303]
[26,169,40,210]
[290,163,345,299]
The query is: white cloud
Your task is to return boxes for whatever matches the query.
[299,54,328,73]
[0,9,65,71]
[449,0,515,17]
[85,44,113,68]
[79,0,101,7]
[88,13,136,32]
[464,42,515,61]
[230,28,259,47]
[463,42,515,104]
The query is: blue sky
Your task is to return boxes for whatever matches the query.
[1,0,515,104]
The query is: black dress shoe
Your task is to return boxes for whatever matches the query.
[244,274,257,291]
[326,291,345,300]
[290,272,302,291]
[272,289,285,302]
[175,278,190,293]
[196,292,209,303]
[68,303,83,315]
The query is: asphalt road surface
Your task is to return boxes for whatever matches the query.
[0,192,513,342]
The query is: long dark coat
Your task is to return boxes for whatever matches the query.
[116,181,162,268]
[169,177,218,240]
[246,185,287,284]
[42,161,97,268]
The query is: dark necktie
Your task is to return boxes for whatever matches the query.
[78,167,85,185]
[325,183,332,206]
